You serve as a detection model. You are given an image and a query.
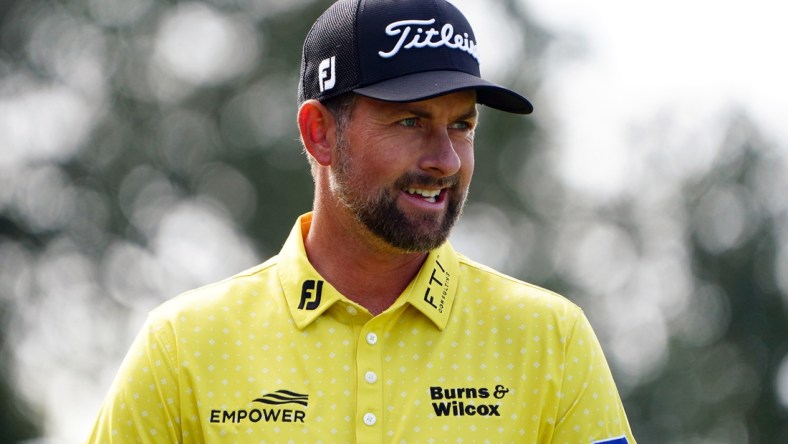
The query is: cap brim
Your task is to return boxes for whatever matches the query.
[353,70,533,115]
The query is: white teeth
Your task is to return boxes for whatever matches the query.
[406,188,441,201]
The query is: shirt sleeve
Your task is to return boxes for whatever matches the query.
[87,317,182,444]
[553,310,636,444]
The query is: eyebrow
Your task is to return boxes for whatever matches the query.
[455,107,480,122]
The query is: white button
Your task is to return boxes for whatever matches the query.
[363,413,377,426]
[364,371,378,384]
[366,332,378,345]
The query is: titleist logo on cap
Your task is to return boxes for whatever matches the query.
[378,19,480,62]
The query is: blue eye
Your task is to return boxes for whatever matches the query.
[451,120,476,131]
[400,117,418,127]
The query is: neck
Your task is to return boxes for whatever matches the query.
[304,208,427,315]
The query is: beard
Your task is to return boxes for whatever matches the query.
[330,139,467,253]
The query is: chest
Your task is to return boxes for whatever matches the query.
[175,309,565,443]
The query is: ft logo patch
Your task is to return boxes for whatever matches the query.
[298,280,323,310]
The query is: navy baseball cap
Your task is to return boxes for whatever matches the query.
[298,0,533,114]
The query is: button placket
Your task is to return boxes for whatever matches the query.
[356,322,384,442]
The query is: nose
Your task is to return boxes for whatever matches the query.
[419,127,462,177]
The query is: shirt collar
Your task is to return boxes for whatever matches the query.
[277,213,459,330]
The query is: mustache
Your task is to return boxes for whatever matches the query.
[393,172,461,190]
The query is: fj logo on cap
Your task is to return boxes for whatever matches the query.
[318,56,336,92]
[378,19,479,62]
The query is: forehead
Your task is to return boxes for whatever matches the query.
[355,90,478,118]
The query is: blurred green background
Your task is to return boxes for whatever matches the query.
[1,0,787,442]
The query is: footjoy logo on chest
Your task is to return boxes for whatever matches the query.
[430,385,510,417]
[209,390,309,424]
[298,280,323,311]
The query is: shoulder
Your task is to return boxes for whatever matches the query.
[454,252,583,321]
[149,255,282,325]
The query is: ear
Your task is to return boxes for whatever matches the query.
[298,99,336,167]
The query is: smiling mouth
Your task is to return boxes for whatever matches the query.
[405,187,442,203]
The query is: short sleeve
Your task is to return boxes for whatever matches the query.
[553,311,636,444]
[87,317,182,444]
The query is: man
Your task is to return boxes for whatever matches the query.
[89,0,636,442]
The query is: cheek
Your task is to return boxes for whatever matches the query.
[342,140,402,189]
[458,143,475,180]
[351,132,411,172]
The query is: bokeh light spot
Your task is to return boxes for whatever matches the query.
[152,3,259,87]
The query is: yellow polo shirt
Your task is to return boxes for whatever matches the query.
[89,213,635,443]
